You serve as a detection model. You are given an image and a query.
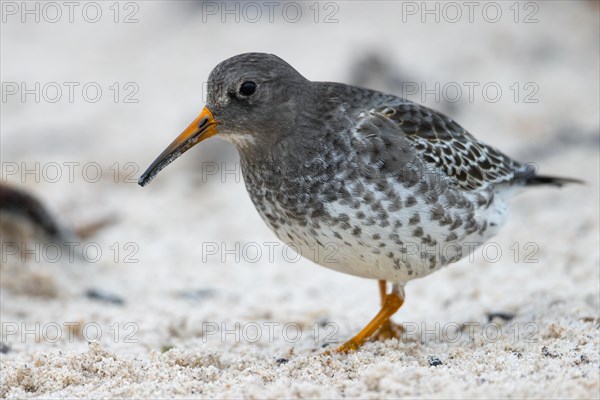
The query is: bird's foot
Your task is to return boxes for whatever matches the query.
[371,319,404,341]
[332,320,404,354]
[332,292,404,353]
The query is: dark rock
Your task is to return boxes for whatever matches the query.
[427,356,442,367]
[0,183,70,240]
[85,288,125,305]
[541,346,560,358]
[486,312,515,322]
[0,342,11,354]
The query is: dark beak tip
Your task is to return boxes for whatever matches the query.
[137,174,152,187]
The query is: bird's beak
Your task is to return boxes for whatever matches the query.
[138,107,219,186]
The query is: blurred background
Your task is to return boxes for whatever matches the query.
[1,1,599,397]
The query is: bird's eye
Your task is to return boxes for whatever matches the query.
[239,81,257,96]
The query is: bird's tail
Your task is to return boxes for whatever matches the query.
[524,175,584,187]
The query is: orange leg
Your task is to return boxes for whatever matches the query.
[378,280,387,304]
[372,280,405,341]
[336,283,405,353]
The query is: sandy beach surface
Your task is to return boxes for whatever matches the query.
[1,1,599,398]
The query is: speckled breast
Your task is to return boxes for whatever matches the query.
[241,157,508,285]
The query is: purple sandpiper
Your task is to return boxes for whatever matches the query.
[139,53,580,352]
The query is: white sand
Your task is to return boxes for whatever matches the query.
[1,1,599,398]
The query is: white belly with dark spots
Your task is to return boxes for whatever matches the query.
[254,177,508,285]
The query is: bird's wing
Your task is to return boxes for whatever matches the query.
[364,101,531,191]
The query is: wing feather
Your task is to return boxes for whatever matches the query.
[368,102,531,190]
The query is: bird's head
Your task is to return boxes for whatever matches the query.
[138,53,311,187]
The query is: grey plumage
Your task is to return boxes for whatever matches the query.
[140,53,580,298]
[190,53,574,283]
[138,52,581,351]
